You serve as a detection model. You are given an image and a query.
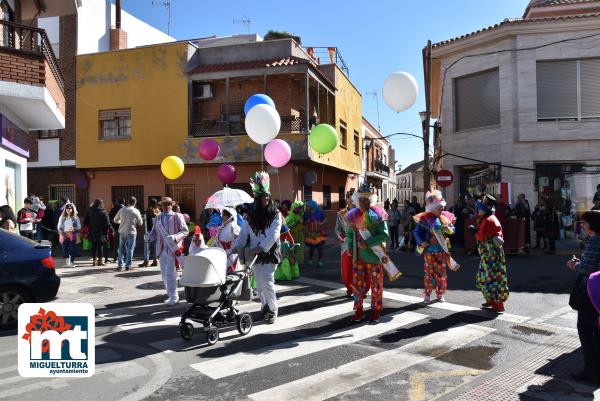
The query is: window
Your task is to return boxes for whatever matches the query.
[99,109,131,139]
[339,120,347,148]
[339,187,346,209]
[537,59,600,120]
[353,131,360,155]
[36,130,60,139]
[49,184,75,204]
[303,185,312,202]
[111,185,144,212]
[454,68,500,131]
[323,185,331,210]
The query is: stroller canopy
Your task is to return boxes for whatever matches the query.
[181,247,228,288]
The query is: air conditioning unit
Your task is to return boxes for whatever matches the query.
[194,83,213,99]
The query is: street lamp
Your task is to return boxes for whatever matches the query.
[419,110,431,197]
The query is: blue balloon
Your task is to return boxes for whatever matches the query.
[244,94,275,115]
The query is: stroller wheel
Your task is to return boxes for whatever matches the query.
[206,326,219,345]
[180,322,194,341]
[236,313,253,336]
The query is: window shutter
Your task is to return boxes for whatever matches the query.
[536,60,577,119]
[454,69,500,131]
[581,59,600,118]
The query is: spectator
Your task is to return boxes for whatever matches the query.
[384,199,391,212]
[566,210,600,385]
[514,193,532,252]
[40,201,57,242]
[410,196,422,214]
[140,198,160,267]
[532,202,548,250]
[17,198,36,239]
[593,184,600,211]
[88,198,112,267]
[108,199,125,263]
[451,195,467,247]
[30,195,46,240]
[388,200,401,249]
[0,205,17,233]
[113,196,143,271]
[57,203,81,267]
[545,199,560,255]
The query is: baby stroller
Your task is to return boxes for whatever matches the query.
[178,247,255,345]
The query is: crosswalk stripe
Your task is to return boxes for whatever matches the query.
[148,296,355,352]
[118,292,331,333]
[190,310,427,379]
[248,324,494,401]
[296,277,530,324]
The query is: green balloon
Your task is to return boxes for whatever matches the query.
[309,124,338,154]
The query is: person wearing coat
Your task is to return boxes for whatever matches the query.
[567,210,600,385]
[335,192,355,296]
[87,198,112,267]
[145,197,189,305]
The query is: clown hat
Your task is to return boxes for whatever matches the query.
[351,182,377,205]
[425,190,446,212]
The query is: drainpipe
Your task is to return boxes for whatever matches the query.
[115,0,122,29]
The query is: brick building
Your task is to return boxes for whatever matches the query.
[0,0,68,212]
[26,0,173,212]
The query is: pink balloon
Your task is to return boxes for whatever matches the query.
[218,164,237,185]
[264,139,291,168]
[198,139,220,161]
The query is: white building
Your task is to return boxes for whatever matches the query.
[428,0,600,238]
[396,161,424,204]
[361,118,394,203]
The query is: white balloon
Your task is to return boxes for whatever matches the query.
[245,104,281,145]
[382,71,419,113]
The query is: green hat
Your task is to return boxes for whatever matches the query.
[250,171,271,196]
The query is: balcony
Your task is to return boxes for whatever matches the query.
[0,20,65,131]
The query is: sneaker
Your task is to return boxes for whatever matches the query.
[164,298,179,306]
[423,295,431,304]
[481,301,493,308]
[65,258,71,266]
[138,261,149,267]
[492,301,505,313]
[370,310,381,323]
[115,266,124,272]
[125,266,133,271]
[264,312,277,324]
[351,309,364,322]
[437,296,446,303]
[151,260,158,267]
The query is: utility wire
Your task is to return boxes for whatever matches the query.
[435,152,535,171]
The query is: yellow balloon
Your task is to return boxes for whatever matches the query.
[161,156,184,180]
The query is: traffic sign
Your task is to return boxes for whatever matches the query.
[436,169,453,188]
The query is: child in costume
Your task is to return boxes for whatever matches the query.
[304,200,327,267]
[336,192,355,296]
[286,201,305,265]
[413,191,457,304]
[275,224,300,281]
[216,206,241,272]
[468,194,509,313]
[188,226,207,255]
[345,183,390,323]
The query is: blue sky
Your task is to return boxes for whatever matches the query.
[121,0,530,170]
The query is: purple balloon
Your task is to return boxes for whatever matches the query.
[218,164,237,185]
[588,271,600,314]
[264,139,291,168]
[198,139,220,161]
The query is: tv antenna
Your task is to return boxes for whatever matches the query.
[365,90,382,133]
[233,16,251,34]
[152,0,172,35]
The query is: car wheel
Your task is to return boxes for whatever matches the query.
[0,286,32,330]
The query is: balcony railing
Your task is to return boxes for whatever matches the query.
[190,115,308,137]
[374,159,390,175]
[0,19,64,92]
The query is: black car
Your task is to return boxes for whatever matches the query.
[0,229,61,329]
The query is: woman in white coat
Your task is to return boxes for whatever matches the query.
[235,172,283,324]
[216,206,241,272]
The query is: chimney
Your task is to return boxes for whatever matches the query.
[109,0,128,50]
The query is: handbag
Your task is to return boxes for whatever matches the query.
[569,274,593,312]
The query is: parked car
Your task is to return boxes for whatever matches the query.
[0,228,61,329]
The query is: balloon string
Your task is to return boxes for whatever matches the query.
[277,171,282,202]
[321,162,325,200]
[261,145,264,171]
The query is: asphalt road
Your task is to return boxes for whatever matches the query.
[0,245,597,401]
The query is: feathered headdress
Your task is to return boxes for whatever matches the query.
[250,171,271,196]
[425,190,447,212]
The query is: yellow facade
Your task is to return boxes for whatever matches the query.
[310,65,362,175]
[76,42,191,168]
